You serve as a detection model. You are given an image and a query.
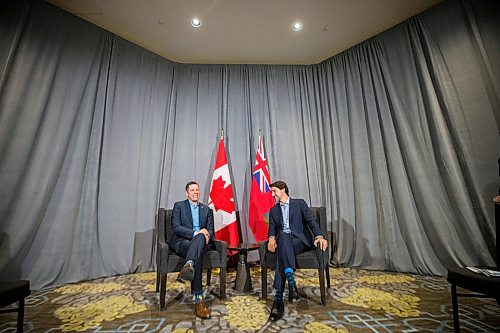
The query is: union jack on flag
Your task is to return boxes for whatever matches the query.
[253,135,271,193]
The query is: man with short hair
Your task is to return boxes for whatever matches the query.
[171,181,214,319]
[267,180,328,321]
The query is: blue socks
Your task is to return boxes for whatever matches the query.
[285,267,295,286]
[194,292,203,304]
[274,288,283,301]
[274,268,295,301]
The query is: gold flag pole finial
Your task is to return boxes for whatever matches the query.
[258,128,262,137]
[220,129,224,139]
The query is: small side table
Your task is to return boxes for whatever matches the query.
[228,243,259,293]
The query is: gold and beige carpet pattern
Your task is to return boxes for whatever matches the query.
[1,267,499,332]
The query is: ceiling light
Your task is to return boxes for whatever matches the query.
[191,18,201,28]
[292,22,302,31]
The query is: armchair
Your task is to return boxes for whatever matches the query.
[0,280,30,333]
[259,206,331,305]
[155,208,227,310]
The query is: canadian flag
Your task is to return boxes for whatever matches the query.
[208,136,239,246]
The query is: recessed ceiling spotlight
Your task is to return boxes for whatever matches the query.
[292,22,302,31]
[191,18,201,28]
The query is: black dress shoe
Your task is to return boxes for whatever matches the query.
[268,299,284,321]
[288,284,300,303]
[177,262,195,283]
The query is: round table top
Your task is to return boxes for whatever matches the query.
[227,242,259,251]
[447,267,500,297]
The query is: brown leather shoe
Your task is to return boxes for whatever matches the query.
[194,300,211,319]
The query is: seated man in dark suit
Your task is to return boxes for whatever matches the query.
[267,180,328,321]
[171,181,214,319]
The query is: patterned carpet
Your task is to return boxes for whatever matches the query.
[1,267,499,332]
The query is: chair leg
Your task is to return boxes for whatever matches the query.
[262,266,268,299]
[220,267,226,299]
[451,284,460,333]
[16,298,24,333]
[160,273,167,310]
[207,268,212,286]
[319,267,326,306]
[156,270,160,292]
[326,266,331,289]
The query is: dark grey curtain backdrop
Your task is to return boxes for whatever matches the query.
[1,0,498,289]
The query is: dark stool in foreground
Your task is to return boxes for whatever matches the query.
[0,280,30,333]
[447,267,500,333]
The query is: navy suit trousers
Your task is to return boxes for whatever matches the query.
[273,231,309,291]
[174,233,208,293]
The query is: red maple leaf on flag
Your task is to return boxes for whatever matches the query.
[209,136,239,248]
[209,176,234,214]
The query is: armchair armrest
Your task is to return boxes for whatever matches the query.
[156,240,171,274]
[157,233,168,248]
[213,240,228,265]
[259,240,271,267]
[314,246,329,269]
[213,239,227,252]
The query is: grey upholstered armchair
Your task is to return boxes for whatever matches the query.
[155,208,227,310]
[259,206,331,305]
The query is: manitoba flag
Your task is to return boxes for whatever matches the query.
[248,133,274,242]
[208,136,239,246]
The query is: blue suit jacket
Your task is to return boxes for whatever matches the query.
[268,198,324,247]
[170,199,214,253]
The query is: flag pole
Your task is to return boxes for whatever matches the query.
[220,129,224,140]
